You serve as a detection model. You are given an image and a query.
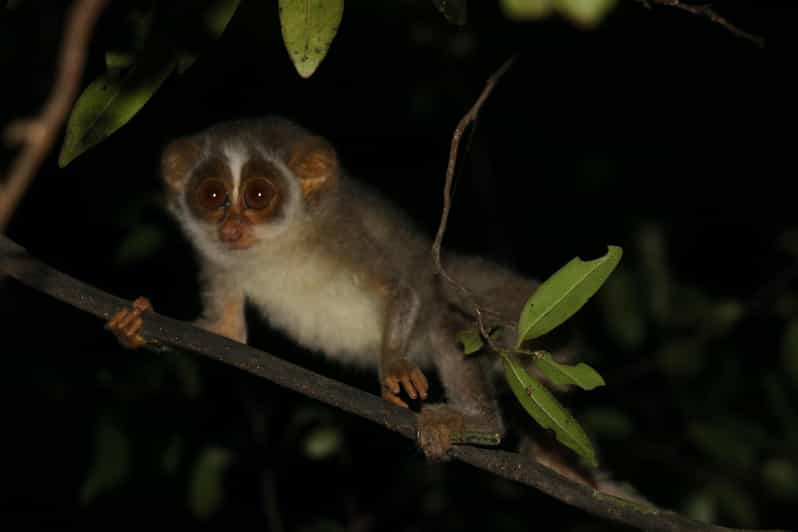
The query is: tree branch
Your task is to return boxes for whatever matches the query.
[0,0,108,231]
[431,55,518,346]
[0,235,785,532]
[635,0,765,47]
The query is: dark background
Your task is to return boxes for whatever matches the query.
[2,1,797,530]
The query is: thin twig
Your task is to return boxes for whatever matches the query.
[635,0,764,47]
[431,55,517,348]
[1,234,786,532]
[0,0,108,231]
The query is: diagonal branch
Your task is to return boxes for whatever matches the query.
[0,0,108,231]
[635,0,764,47]
[0,235,785,532]
[431,55,518,346]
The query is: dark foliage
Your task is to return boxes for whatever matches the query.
[1,1,796,530]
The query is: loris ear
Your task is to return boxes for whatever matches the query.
[287,136,339,198]
[161,137,202,192]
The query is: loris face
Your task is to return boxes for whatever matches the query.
[184,148,296,250]
[160,118,339,264]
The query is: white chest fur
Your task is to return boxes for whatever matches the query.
[238,250,383,367]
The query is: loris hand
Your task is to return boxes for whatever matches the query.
[382,358,429,408]
[105,297,152,349]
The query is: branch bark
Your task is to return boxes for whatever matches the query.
[0,0,108,231]
[635,0,764,47]
[431,55,517,345]
[0,235,784,532]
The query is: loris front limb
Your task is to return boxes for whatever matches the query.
[378,281,429,408]
[194,264,247,344]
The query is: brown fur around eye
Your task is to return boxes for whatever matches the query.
[243,177,277,210]
[187,157,232,221]
[241,159,285,222]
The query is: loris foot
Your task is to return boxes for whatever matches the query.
[105,297,152,349]
[417,405,465,460]
[382,358,429,408]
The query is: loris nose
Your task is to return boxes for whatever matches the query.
[219,219,243,242]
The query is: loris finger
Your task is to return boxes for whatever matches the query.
[410,368,429,399]
[400,374,418,399]
[383,391,409,409]
[384,375,401,395]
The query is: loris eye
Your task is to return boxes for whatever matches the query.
[195,179,228,211]
[244,177,277,210]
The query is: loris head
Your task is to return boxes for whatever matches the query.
[161,117,339,263]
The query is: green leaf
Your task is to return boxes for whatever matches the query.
[59,53,176,167]
[516,245,622,347]
[80,416,130,504]
[500,0,555,20]
[431,0,468,25]
[501,352,597,467]
[177,0,240,74]
[279,0,344,78]
[188,447,233,519]
[59,0,240,166]
[457,327,484,355]
[556,0,618,28]
[533,352,605,390]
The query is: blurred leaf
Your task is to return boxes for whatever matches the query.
[303,426,343,460]
[299,519,346,532]
[762,459,798,502]
[105,50,135,70]
[500,0,554,20]
[706,300,744,332]
[688,423,754,469]
[517,245,622,347]
[637,223,671,325]
[502,352,597,467]
[657,340,703,376]
[762,374,798,446]
[279,0,343,78]
[778,227,798,258]
[431,0,467,25]
[670,284,713,326]
[457,327,484,355]
[712,483,757,528]
[80,416,130,504]
[533,352,605,390]
[188,447,233,519]
[598,267,645,350]
[781,319,798,386]
[556,0,618,28]
[162,434,184,476]
[114,225,165,265]
[171,352,203,399]
[684,491,717,524]
[581,407,633,439]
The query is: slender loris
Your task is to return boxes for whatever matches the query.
[107,117,539,459]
